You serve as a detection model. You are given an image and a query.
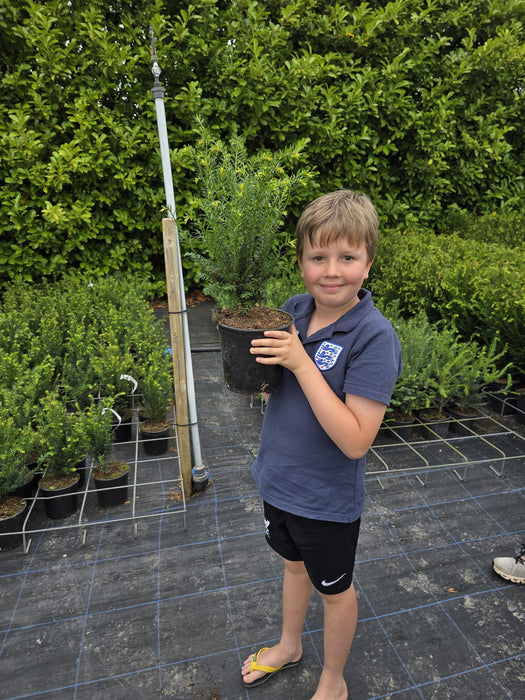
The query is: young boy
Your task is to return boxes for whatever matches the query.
[241,190,402,699]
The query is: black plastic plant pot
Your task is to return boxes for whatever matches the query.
[93,470,129,507]
[140,425,170,456]
[113,417,133,443]
[39,475,80,519]
[515,391,525,426]
[217,312,293,394]
[387,415,419,443]
[12,465,40,499]
[0,498,28,551]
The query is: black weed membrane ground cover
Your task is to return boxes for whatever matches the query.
[1,300,524,700]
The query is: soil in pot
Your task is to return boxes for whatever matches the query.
[0,497,28,551]
[214,307,293,394]
[93,460,130,507]
[140,421,170,456]
[39,472,80,519]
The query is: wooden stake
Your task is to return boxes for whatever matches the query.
[162,217,193,498]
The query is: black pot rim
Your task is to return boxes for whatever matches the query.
[217,309,293,332]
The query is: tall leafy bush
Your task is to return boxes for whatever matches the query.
[0,0,523,290]
[371,229,525,380]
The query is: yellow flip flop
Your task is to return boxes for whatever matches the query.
[241,647,302,688]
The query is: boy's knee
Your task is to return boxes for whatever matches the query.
[284,558,308,576]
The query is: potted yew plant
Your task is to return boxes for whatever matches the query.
[0,444,38,551]
[85,399,130,507]
[36,393,87,519]
[139,360,172,456]
[185,124,312,393]
[90,335,138,444]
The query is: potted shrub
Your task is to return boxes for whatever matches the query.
[1,417,41,499]
[446,338,512,416]
[385,311,439,440]
[109,377,138,443]
[85,399,130,507]
[90,335,138,443]
[185,125,312,393]
[0,446,38,551]
[36,393,87,519]
[139,360,172,456]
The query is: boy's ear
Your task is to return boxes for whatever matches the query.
[364,257,374,279]
[297,255,304,275]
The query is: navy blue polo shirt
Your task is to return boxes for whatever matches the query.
[251,289,402,523]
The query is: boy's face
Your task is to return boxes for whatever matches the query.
[298,234,373,315]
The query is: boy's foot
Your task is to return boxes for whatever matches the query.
[241,644,302,687]
[493,544,525,583]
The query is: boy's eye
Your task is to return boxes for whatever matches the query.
[343,255,354,261]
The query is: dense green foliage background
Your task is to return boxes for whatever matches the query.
[0,0,523,291]
[370,228,525,379]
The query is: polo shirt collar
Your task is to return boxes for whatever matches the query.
[294,289,372,342]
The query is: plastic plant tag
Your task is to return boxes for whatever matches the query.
[102,407,122,427]
[120,374,138,394]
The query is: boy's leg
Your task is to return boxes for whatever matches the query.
[312,583,358,700]
[241,558,312,685]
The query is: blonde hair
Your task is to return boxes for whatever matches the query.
[296,190,379,263]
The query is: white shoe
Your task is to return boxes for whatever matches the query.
[493,544,525,584]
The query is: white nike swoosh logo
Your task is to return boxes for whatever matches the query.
[321,573,346,587]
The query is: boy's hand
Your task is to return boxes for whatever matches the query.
[250,324,308,374]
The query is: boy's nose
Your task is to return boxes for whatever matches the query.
[326,259,339,275]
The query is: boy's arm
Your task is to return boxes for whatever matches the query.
[251,328,386,459]
[292,358,386,459]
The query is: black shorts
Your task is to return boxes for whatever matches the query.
[263,501,361,595]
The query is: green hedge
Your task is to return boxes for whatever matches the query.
[0,0,523,291]
[0,275,168,411]
[370,229,525,381]
[438,209,525,248]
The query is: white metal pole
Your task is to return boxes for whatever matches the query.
[150,28,208,490]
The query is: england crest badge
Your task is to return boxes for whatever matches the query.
[314,341,344,371]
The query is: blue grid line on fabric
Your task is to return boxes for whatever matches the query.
[4,482,520,621]
[365,484,514,696]
[352,573,424,698]
[365,652,525,700]
[4,646,241,700]
[155,474,166,691]
[0,406,522,700]
[72,513,109,699]
[3,573,514,639]
[407,477,514,569]
[355,536,525,572]
[0,528,47,656]
[203,455,253,699]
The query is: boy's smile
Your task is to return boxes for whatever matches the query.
[298,236,373,319]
